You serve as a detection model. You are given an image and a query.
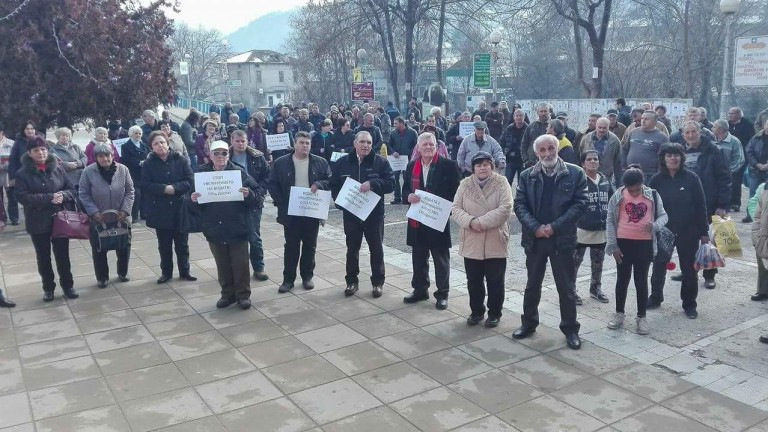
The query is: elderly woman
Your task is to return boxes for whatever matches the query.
[15,136,79,302]
[121,126,148,220]
[195,119,220,167]
[141,131,196,284]
[85,127,120,165]
[160,120,189,162]
[547,119,578,164]
[451,151,512,327]
[50,127,87,189]
[411,125,450,160]
[79,145,134,288]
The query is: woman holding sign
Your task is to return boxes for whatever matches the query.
[451,151,512,327]
[270,118,294,162]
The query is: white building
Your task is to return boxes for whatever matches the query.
[222,50,296,109]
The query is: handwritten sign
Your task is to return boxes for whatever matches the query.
[194,170,243,204]
[387,155,409,171]
[266,133,291,152]
[459,122,475,139]
[331,152,346,162]
[287,186,331,220]
[335,177,381,221]
[406,190,452,232]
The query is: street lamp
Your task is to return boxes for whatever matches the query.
[356,48,367,80]
[489,29,502,102]
[718,0,740,119]
[184,53,192,100]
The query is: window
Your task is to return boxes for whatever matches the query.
[256,71,262,83]
[276,93,282,99]
[236,70,242,79]
[279,71,285,83]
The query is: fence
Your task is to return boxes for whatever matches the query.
[176,97,212,115]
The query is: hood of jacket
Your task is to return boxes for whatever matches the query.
[21,152,56,173]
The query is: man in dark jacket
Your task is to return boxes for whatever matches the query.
[308,104,326,132]
[446,112,471,160]
[499,109,527,184]
[472,101,489,120]
[385,101,400,122]
[512,134,587,350]
[616,98,632,127]
[293,109,315,135]
[120,129,149,220]
[268,131,332,293]
[402,133,460,310]
[728,106,755,212]
[191,140,258,309]
[484,102,505,141]
[681,121,731,289]
[230,130,270,281]
[331,131,394,298]
[354,114,383,153]
[140,110,158,144]
[389,117,418,204]
[745,126,768,222]
[520,103,550,168]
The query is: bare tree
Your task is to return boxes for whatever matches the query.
[167,23,231,101]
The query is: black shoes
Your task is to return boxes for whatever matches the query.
[484,317,500,328]
[467,313,483,326]
[731,205,740,212]
[0,290,15,308]
[512,325,536,339]
[10,220,18,226]
[670,273,683,282]
[685,308,698,319]
[157,275,172,284]
[390,199,402,205]
[302,278,314,290]
[566,333,582,350]
[180,274,198,282]
[760,335,768,344]
[436,299,448,310]
[646,298,662,309]
[253,271,269,281]
[752,293,768,301]
[216,297,236,308]
[403,292,429,304]
[704,279,716,289]
[237,298,252,309]
[372,285,383,298]
[574,294,583,306]
[43,291,54,302]
[344,283,359,297]
[743,215,753,223]
[590,290,610,303]
[278,282,294,293]
[62,287,79,299]
[118,275,130,282]
[97,280,108,289]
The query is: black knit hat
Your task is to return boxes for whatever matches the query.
[25,136,47,152]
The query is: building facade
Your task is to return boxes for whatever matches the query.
[220,50,296,109]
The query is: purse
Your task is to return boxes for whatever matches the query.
[177,193,202,233]
[52,199,90,240]
[93,210,131,252]
[652,190,675,263]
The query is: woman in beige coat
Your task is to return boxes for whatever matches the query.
[751,187,768,343]
[451,151,513,327]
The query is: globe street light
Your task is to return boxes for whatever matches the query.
[356,48,367,81]
[489,29,503,102]
[718,0,740,119]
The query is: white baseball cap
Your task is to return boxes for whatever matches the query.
[209,140,229,152]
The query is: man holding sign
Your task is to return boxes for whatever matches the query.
[331,131,393,298]
[402,132,461,310]
[388,117,418,204]
[268,131,332,294]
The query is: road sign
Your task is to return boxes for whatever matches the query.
[227,80,242,87]
[352,68,362,82]
[473,53,491,88]
[179,61,189,75]
[351,82,375,101]
[734,35,768,87]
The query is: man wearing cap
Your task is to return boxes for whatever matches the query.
[607,109,627,141]
[521,103,551,168]
[456,121,506,177]
[485,102,505,141]
[555,112,577,144]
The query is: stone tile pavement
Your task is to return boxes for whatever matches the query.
[0,204,767,431]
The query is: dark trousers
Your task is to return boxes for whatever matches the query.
[5,186,19,222]
[614,239,652,318]
[248,208,265,272]
[187,151,197,170]
[155,229,190,277]
[505,158,523,185]
[283,217,320,283]
[392,171,403,201]
[131,187,143,219]
[757,252,768,296]
[650,232,699,310]
[90,234,130,281]
[209,241,251,300]
[465,258,506,318]
[521,238,580,335]
[574,242,606,293]
[411,242,450,299]
[344,214,385,286]
[731,165,747,207]
[30,233,73,292]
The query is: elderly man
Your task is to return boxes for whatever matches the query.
[499,109,528,184]
[268,131,332,293]
[513,134,587,349]
[308,104,326,132]
[472,101,489,120]
[230,130,270,281]
[521,103,551,168]
[457,121,506,177]
[389,117,418,204]
[354,113,383,153]
[141,110,158,143]
[191,140,258,309]
[745,120,768,223]
[580,117,622,186]
[499,101,513,126]
[622,111,670,181]
[161,111,180,133]
[430,106,447,132]
[607,109,627,141]
[402,133,461,309]
[655,105,673,134]
[293,109,314,135]
[447,111,472,159]
[728,107,755,212]
[331,131,394,298]
[574,113,600,151]
[485,101,505,140]
[670,107,715,144]
[712,119,745,190]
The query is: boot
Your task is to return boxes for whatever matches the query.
[0,289,15,308]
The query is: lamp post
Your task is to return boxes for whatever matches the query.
[489,29,502,102]
[356,48,367,80]
[184,53,192,100]
[719,0,740,119]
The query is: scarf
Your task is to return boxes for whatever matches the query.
[98,162,116,184]
[409,153,439,228]
[36,163,47,172]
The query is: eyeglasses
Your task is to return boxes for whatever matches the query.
[212,151,228,157]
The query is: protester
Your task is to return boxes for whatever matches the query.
[160,120,189,162]
[85,127,121,166]
[402,133,461,310]
[389,117,418,204]
[412,125,450,160]
[50,127,87,188]
[121,126,149,220]
[745,119,768,223]
[195,119,222,167]
[0,122,14,231]
[140,110,158,142]
[180,110,200,167]
[15,136,78,302]
[451,151,512,327]
[330,119,355,156]
[485,102,504,140]
[512,134,586,349]
[752,181,768,308]
[79,144,134,288]
[246,117,268,156]
[268,131,332,293]
[311,119,334,158]
[331,131,394,298]
[727,107,754,212]
[607,109,627,141]
[521,103,551,168]
[141,131,197,284]
[499,109,527,184]
[354,113,383,153]
[456,121,505,177]
[447,112,471,160]
[270,118,294,161]
[622,111,669,181]
[547,119,578,165]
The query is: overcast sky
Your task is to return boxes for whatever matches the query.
[165,0,308,34]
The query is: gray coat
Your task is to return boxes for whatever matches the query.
[78,162,135,224]
[51,142,87,186]
[580,131,623,186]
[456,134,506,174]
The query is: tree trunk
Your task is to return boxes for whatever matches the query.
[436,0,447,86]
[404,19,414,103]
[572,18,591,96]
[682,0,693,98]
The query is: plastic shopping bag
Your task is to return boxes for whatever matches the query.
[711,215,742,257]
[694,243,726,271]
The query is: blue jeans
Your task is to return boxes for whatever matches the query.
[750,174,767,200]
[249,208,264,272]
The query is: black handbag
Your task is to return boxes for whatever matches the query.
[93,210,131,252]
[178,194,202,233]
[652,191,675,263]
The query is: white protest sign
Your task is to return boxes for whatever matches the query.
[459,122,475,138]
[331,152,346,162]
[287,186,332,220]
[194,170,243,204]
[406,190,452,232]
[266,133,291,152]
[387,155,409,171]
[112,138,129,157]
[335,177,381,221]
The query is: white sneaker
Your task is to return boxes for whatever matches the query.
[636,317,649,335]
[607,312,625,329]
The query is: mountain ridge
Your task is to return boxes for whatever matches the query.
[227,10,297,54]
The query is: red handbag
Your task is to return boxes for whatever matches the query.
[52,200,90,240]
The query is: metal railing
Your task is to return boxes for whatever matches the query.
[175,97,212,115]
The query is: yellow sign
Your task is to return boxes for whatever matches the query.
[352,68,362,82]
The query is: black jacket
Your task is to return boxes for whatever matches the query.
[577,172,614,232]
[389,126,418,157]
[331,150,394,220]
[120,140,149,184]
[746,134,768,175]
[520,120,549,166]
[484,112,503,140]
[684,137,731,215]
[330,129,355,155]
[15,154,76,235]
[230,147,269,209]
[9,135,43,181]
[311,132,333,159]
[402,156,461,249]
[140,151,193,230]
[193,161,257,244]
[649,168,708,238]
[500,123,527,160]
[514,159,588,252]
[353,125,383,153]
[730,118,756,150]
[267,153,332,225]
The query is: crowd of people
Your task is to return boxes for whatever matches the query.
[0,98,766,348]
